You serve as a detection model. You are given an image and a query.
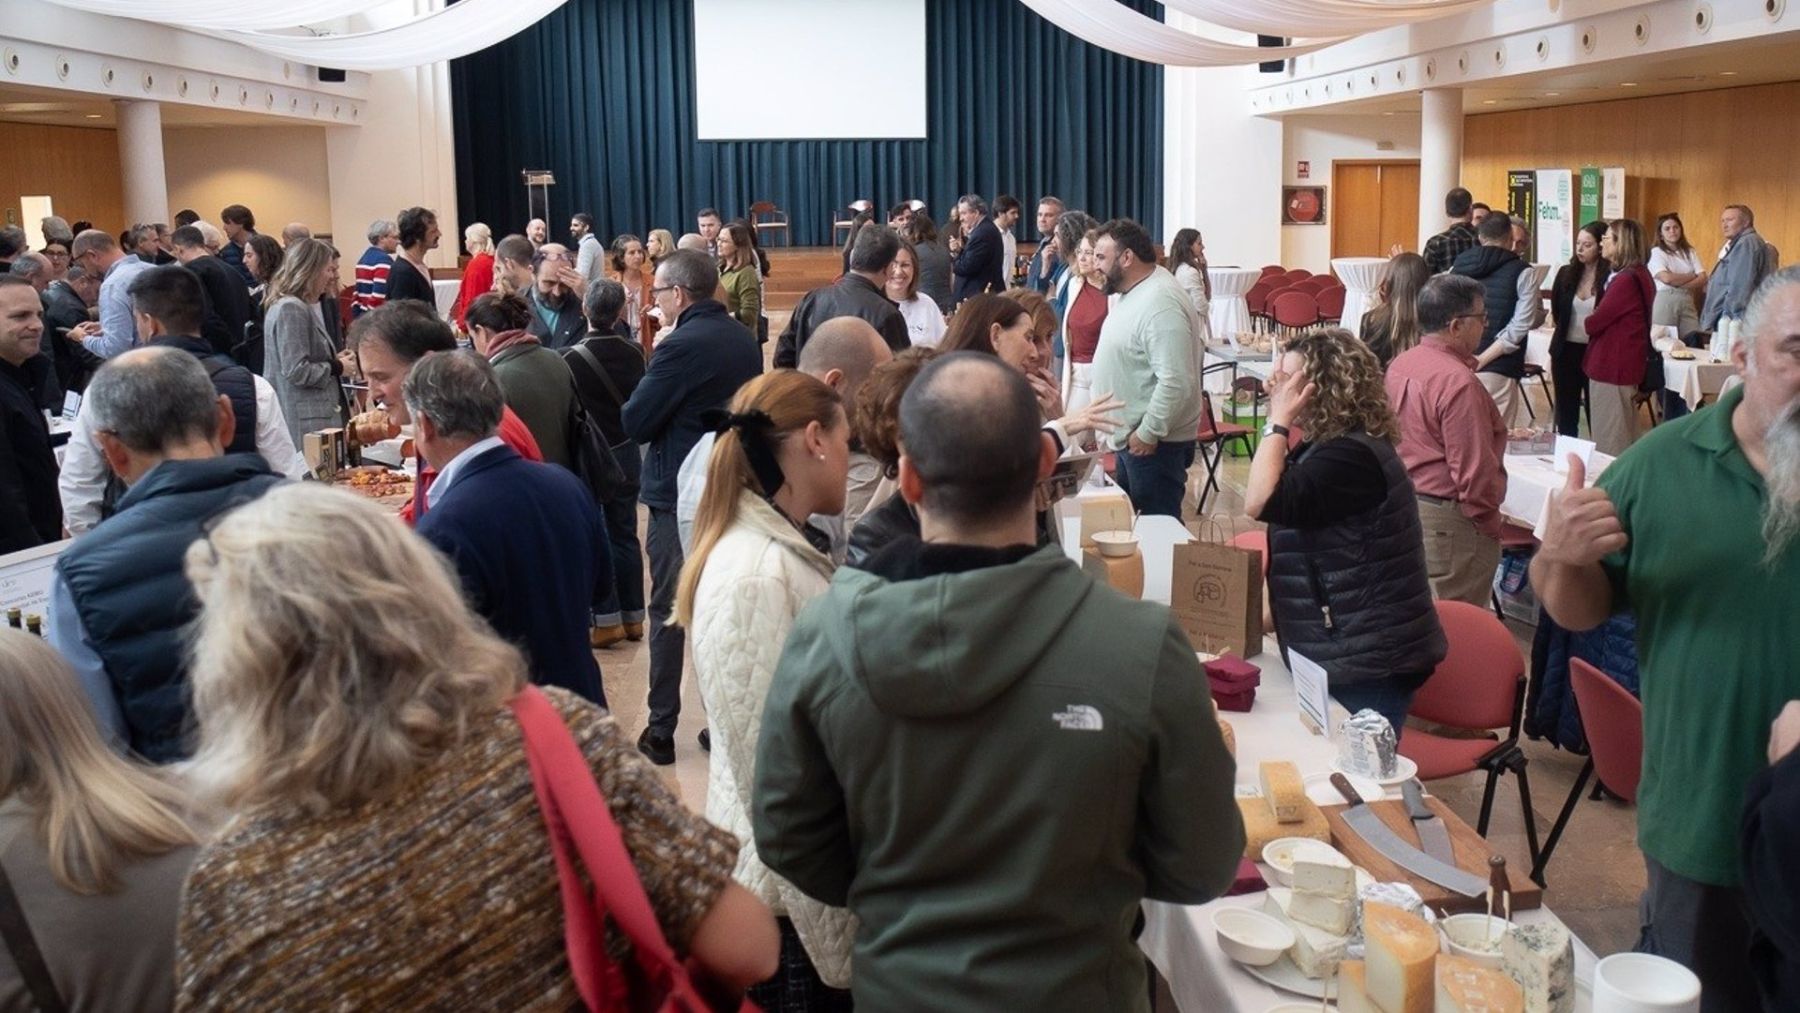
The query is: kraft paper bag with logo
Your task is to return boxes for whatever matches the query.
[1169,522,1263,659]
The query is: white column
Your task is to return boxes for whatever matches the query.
[1417,88,1464,251]
[115,99,169,226]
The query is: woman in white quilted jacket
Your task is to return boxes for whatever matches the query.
[674,369,857,1009]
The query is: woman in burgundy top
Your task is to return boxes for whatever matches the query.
[1583,218,1655,455]
[1060,233,1114,414]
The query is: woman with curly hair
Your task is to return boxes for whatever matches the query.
[1245,327,1447,730]
[845,347,939,568]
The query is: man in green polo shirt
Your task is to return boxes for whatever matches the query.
[1533,266,1800,1013]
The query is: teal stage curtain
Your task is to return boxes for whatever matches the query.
[450,0,1165,247]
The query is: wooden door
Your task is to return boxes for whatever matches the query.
[1331,160,1419,260]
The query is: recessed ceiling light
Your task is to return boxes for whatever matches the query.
[84,113,101,119]
[1482,99,1498,104]
[1546,91,1561,96]
[1620,81,1638,86]
[1720,70,1738,76]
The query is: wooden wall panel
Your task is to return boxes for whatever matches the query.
[0,123,125,236]
[1464,81,1800,263]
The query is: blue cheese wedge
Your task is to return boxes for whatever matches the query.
[1501,920,1575,1013]
[1262,886,1351,979]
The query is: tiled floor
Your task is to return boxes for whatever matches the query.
[602,312,1641,976]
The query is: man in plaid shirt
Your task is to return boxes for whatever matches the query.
[1423,187,1480,274]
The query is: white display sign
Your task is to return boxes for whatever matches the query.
[1290,649,1333,737]
[1534,169,1574,266]
[1601,167,1626,219]
[0,540,70,640]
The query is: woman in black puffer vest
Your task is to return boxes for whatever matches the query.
[1245,327,1448,731]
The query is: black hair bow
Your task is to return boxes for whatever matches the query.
[699,407,785,498]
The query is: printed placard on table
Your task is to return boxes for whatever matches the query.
[1289,649,1333,737]
[0,540,71,639]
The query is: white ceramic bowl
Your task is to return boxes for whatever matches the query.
[1439,913,1511,968]
[1211,907,1296,968]
[1092,529,1139,558]
[1593,952,1701,1012]
[1259,837,1341,888]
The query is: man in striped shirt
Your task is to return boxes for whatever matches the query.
[352,218,400,318]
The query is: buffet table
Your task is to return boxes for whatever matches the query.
[1208,267,1261,344]
[1058,511,1600,1010]
[1329,257,1387,332]
[1501,450,1612,533]
[432,279,460,319]
[1659,348,1736,410]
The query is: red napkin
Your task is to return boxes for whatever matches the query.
[1205,654,1262,713]
[1226,858,1268,896]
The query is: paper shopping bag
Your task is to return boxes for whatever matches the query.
[1170,538,1263,659]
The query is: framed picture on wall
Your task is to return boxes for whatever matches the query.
[1282,186,1328,225]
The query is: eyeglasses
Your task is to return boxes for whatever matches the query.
[1454,313,1486,322]
[650,284,676,296]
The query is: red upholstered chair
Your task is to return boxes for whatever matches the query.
[1285,268,1314,281]
[1260,264,1286,278]
[1292,275,1332,293]
[1195,390,1255,515]
[1530,659,1642,884]
[1269,290,1320,335]
[1399,600,1541,872]
[1315,285,1346,323]
[1246,282,1275,333]
[1228,529,1269,577]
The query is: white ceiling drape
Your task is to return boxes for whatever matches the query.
[38,0,380,31]
[1015,0,1343,65]
[193,0,574,71]
[1156,0,1490,38]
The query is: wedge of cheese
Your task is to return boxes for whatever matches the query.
[1437,954,1525,1012]
[1289,846,1357,934]
[1501,920,1575,1013]
[1336,960,1380,1013]
[1259,760,1306,823]
[1236,796,1330,859]
[1261,887,1351,979]
[1363,901,1435,1013]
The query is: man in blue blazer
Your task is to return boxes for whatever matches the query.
[949,193,1007,306]
[621,249,763,765]
[409,349,607,706]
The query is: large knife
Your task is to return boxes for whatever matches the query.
[1330,773,1486,897]
[1402,778,1458,868]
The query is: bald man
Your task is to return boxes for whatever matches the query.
[675,316,892,560]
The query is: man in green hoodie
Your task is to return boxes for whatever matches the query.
[753,352,1243,1011]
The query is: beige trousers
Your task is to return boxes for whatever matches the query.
[1478,372,1523,430]
[1589,380,1643,456]
[1417,496,1504,608]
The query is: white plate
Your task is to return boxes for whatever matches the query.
[1238,958,1592,1009]
[1241,953,1329,999]
[1330,754,1419,787]
[1305,771,1384,805]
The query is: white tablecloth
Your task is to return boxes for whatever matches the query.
[1209,268,1262,345]
[1661,351,1736,409]
[1526,326,1552,370]
[1330,257,1388,333]
[432,279,459,319]
[1056,509,1597,1009]
[1501,451,1614,534]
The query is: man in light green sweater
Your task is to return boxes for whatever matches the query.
[753,353,1242,1012]
[1088,218,1204,518]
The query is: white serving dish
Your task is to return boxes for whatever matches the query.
[1439,913,1511,969]
[1091,529,1139,558]
[1212,907,1296,968]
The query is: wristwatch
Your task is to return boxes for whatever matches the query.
[1263,422,1290,440]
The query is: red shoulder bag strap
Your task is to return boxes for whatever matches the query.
[510,685,748,1013]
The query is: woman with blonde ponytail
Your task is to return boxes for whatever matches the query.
[0,629,200,1011]
[674,370,858,1006]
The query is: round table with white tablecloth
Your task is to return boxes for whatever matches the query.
[432,279,460,319]
[1207,267,1261,345]
[1329,256,1388,334]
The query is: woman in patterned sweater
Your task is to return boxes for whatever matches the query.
[172,483,778,1010]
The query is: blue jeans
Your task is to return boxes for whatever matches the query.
[1112,438,1195,519]
[1330,675,1418,736]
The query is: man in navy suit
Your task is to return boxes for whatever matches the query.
[409,349,607,706]
[622,249,763,765]
[949,193,1007,306]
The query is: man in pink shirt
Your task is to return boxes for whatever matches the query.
[1384,274,1509,605]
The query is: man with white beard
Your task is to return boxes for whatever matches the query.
[1532,266,1800,1013]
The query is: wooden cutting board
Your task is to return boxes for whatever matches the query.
[1321,798,1541,915]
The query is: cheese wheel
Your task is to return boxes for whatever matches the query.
[1436,954,1525,1013]
[1363,901,1435,1013]
[1236,796,1330,859]
[1258,760,1306,823]
[1335,960,1380,1013]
